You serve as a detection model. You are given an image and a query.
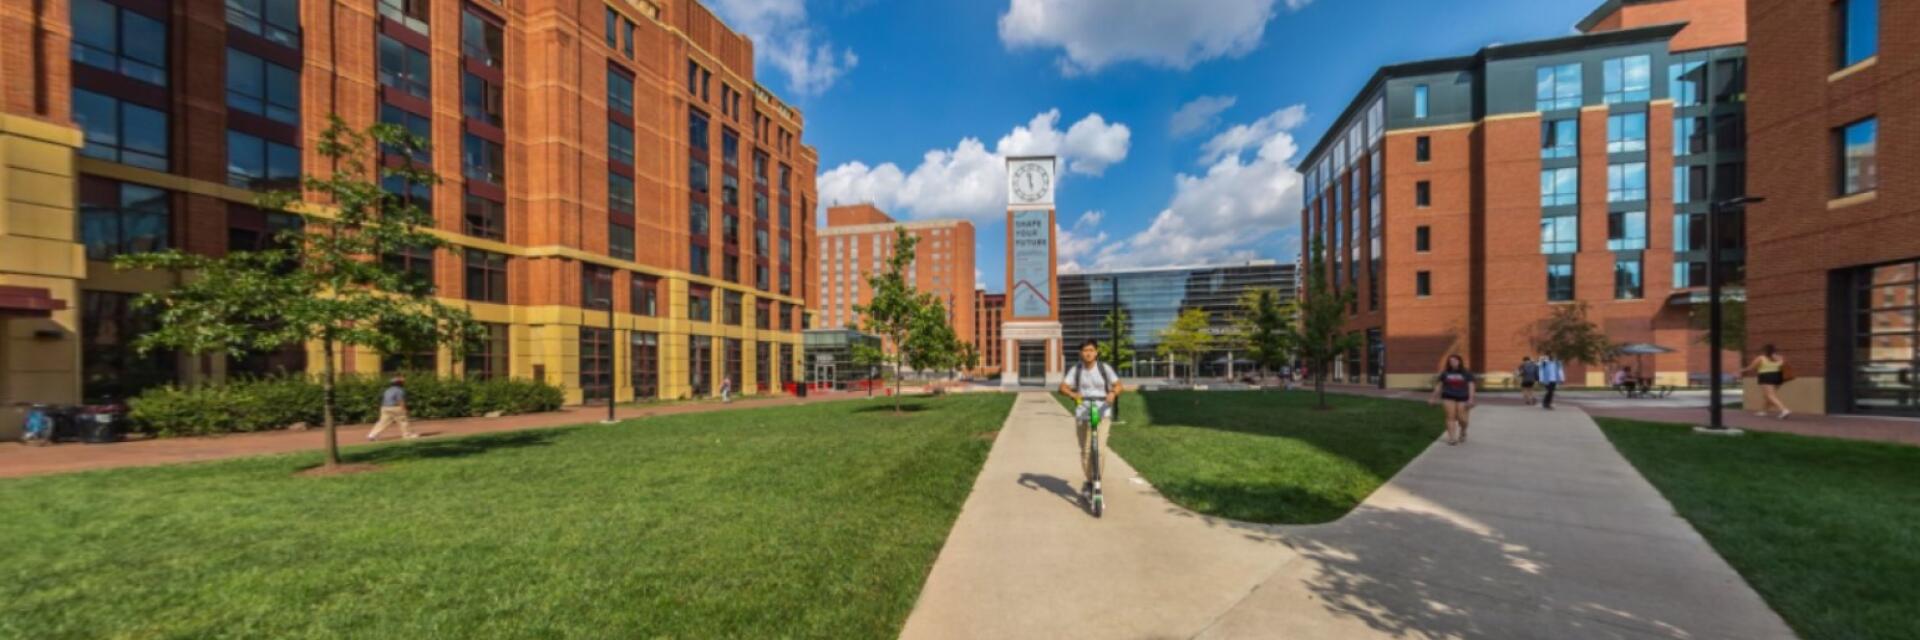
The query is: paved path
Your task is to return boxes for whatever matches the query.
[0,393,860,478]
[903,392,1796,639]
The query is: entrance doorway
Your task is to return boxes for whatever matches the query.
[1018,342,1047,385]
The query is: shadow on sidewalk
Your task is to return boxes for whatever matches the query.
[326,429,568,468]
[1015,472,1083,509]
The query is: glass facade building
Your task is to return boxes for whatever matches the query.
[801,329,882,389]
[1059,261,1296,379]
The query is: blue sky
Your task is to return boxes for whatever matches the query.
[709,0,1606,292]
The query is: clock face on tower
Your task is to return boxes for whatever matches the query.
[1008,159,1054,206]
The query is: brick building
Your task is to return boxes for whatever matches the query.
[1298,0,1747,388]
[0,0,817,407]
[1746,0,1914,415]
[818,204,977,354]
[973,291,1005,376]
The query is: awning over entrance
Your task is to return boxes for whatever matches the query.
[0,286,67,317]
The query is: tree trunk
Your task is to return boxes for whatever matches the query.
[321,334,340,467]
[893,359,902,413]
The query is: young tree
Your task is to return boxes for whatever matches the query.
[1285,239,1363,409]
[1528,302,1618,370]
[114,117,484,468]
[1156,307,1215,385]
[1099,308,1136,372]
[958,340,982,378]
[856,227,925,412]
[904,294,961,381]
[1234,287,1294,381]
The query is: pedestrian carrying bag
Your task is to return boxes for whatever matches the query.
[1780,362,1796,383]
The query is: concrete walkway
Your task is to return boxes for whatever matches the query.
[902,392,1796,639]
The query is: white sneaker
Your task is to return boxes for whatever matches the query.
[1779,410,1791,420]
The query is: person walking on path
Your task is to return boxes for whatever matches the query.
[1538,355,1566,409]
[1742,344,1792,420]
[1059,339,1122,501]
[720,375,733,403]
[1429,355,1477,445]
[367,376,420,441]
[1517,356,1540,406]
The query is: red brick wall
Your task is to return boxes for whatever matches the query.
[1590,0,1747,52]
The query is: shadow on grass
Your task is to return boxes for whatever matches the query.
[320,429,567,468]
[851,402,931,414]
[1138,390,1438,478]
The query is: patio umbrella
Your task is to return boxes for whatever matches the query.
[1614,343,1674,382]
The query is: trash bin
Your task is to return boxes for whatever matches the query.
[795,383,809,398]
[45,405,83,443]
[74,403,128,444]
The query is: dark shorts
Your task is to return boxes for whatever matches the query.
[1520,380,1536,388]
[1758,371,1784,386]
[1441,394,1471,403]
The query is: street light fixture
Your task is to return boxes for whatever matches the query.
[1697,196,1764,435]
[595,297,617,425]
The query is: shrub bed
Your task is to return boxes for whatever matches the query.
[128,375,564,437]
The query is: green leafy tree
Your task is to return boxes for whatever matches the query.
[1234,287,1294,381]
[1691,298,1747,352]
[959,340,982,378]
[1156,307,1215,385]
[904,295,961,379]
[113,117,484,468]
[1528,302,1618,372]
[1099,308,1136,372]
[856,227,926,412]
[1285,239,1363,409]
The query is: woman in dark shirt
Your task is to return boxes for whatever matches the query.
[1428,354,1477,446]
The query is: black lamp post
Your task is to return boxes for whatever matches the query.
[596,298,616,424]
[1109,277,1122,421]
[1701,196,1763,433]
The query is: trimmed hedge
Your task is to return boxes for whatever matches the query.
[129,374,564,437]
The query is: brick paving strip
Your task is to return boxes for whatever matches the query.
[0,391,874,479]
[901,391,1795,639]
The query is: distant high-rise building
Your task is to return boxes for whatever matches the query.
[1059,261,1296,378]
[974,291,1006,375]
[818,204,977,351]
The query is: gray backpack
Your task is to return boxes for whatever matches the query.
[1069,363,1115,390]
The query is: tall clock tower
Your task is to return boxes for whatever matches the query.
[1002,156,1063,387]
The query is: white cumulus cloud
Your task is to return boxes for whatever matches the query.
[998,0,1312,75]
[1170,95,1237,138]
[706,0,857,96]
[1091,106,1308,270]
[1057,218,1109,274]
[817,110,1131,222]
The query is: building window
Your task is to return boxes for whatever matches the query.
[71,89,168,171]
[610,221,634,260]
[1675,116,1707,156]
[464,249,508,303]
[1540,168,1578,206]
[227,130,301,190]
[1607,211,1647,251]
[582,264,614,309]
[1606,112,1647,153]
[1837,0,1879,69]
[227,49,299,124]
[1837,117,1878,195]
[723,292,743,325]
[631,332,659,399]
[1415,136,1431,162]
[1541,119,1577,159]
[464,194,506,241]
[608,121,634,165]
[71,0,167,86]
[377,34,431,98]
[1415,271,1432,297]
[756,302,771,330]
[1603,55,1652,103]
[1607,162,1647,202]
[580,327,613,404]
[1413,84,1429,119]
[382,244,435,294]
[1535,63,1581,111]
[689,201,710,236]
[230,0,302,47]
[463,132,505,185]
[378,0,429,34]
[1614,257,1643,299]
[690,158,710,193]
[381,169,431,208]
[461,10,504,68]
[723,254,740,283]
[1669,60,1705,107]
[688,286,712,321]
[227,204,303,254]
[462,71,505,127]
[722,129,739,167]
[80,178,169,260]
[1415,226,1431,253]
[689,109,709,149]
[1714,162,1746,201]
[1540,215,1578,255]
[722,175,740,207]
[378,103,432,162]
[1675,164,1708,204]
[1415,181,1431,208]
[81,290,176,402]
[690,244,709,276]
[631,275,657,316]
[607,68,633,116]
[465,323,509,379]
[1547,259,1576,301]
[722,213,739,246]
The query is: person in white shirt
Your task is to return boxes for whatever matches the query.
[1059,339,1122,499]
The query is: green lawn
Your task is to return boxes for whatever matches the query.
[0,394,1013,639]
[1597,418,1920,640]
[1056,390,1442,524]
